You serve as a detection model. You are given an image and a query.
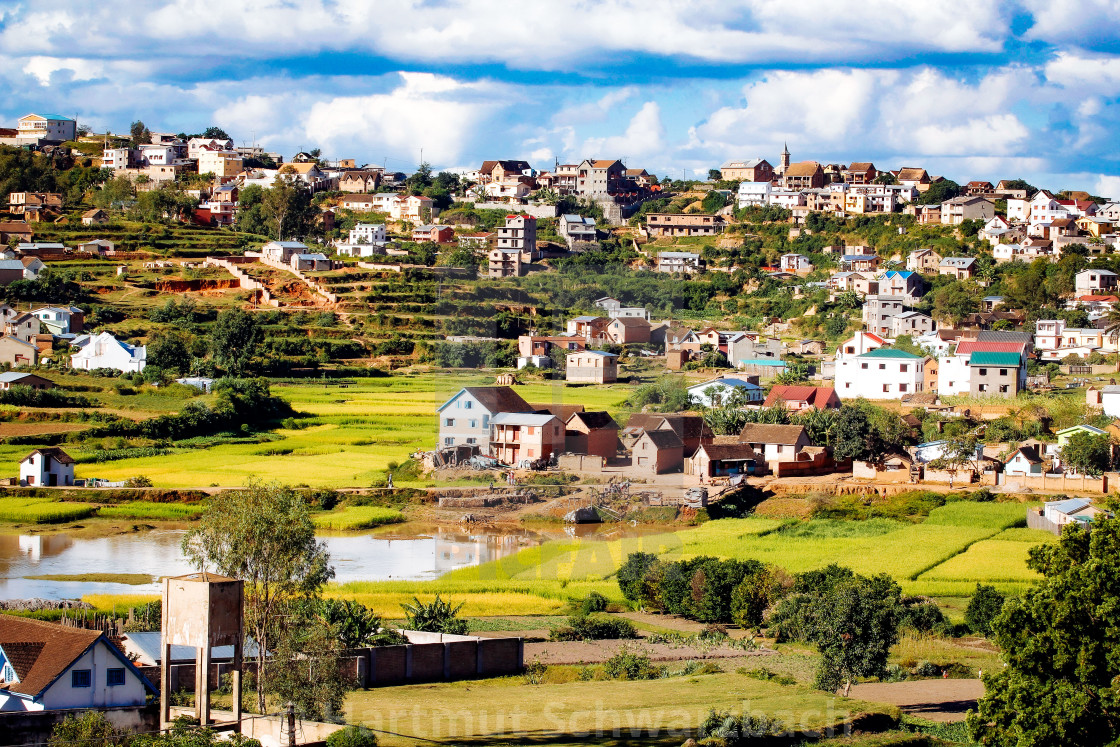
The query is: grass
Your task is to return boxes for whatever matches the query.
[891,631,1002,675]
[917,538,1048,585]
[312,505,405,530]
[0,496,97,524]
[344,671,896,747]
[25,573,153,585]
[97,501,205,520]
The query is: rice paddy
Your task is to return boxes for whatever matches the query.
[17,374,638,488]
[0,496,97,524]
[311,505,405,530]
[96,501,205,521]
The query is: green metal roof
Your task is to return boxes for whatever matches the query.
[860,348,922,359]
[969,351,1020,366]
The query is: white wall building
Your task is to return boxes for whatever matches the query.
[835,348,925,399]
[349,223,387,245]
[19,448,75,488]
[69,332,146,373]
[16,114,76,144]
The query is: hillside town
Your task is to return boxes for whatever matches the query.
[1,100,1119,747]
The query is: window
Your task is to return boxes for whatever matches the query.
[72,669,92,688]
[879,364,886,370]
[107,668,126,687]
[883,384,890,392]
[444,418,455,427]
[469,420,477,429]
[900,384,908,392]
[979,384,988,392]
[444,437,454,446]
[979,368,987,376]
[861,363,868,370]
[900,365,908,372]
[999,385,1009,393]
[466,438,477,445]
[999,369,1007,376]
[482,415,489,427]
[463,401,472,410]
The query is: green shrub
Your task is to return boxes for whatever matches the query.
[326,725,378,747]
[698,708,787,746]
[603,649,662,680]
[549,614,638,641]
[523,660,547,685]
[965,583,1006,636]
[400,595,468,635]
[569,591,609,616]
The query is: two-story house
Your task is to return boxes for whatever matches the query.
[835,348,925,399]
[436,386,533,451]
[488,412,564,465]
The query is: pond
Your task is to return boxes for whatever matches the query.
[0,522,647,601]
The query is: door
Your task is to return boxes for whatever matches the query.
[48,473,57,486]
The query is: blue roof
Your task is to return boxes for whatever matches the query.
[580,350,618,357]
[738,359,788,367]
[1046,498,1091,515]
[30,114,75,121]
[841,254,877,261]
[884,270,914,279]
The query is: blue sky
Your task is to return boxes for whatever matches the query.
[2,0,1120,195]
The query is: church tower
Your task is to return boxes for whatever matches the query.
[780,142,791,173]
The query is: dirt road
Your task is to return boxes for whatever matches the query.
[849,679,984,722]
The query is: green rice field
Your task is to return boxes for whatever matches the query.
[96,501,205,521]
[8,374,637,489]
[311,505,405,530]
[0,496,97,524]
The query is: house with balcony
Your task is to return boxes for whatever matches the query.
[559,214,597,247]
[498,215,538,261]
[843,162,878,184]
[412,225,454,244]
[1075,269,1118,295]
[488,248,523,278]
[862,295,905,339]
[780,253,813,274]
[879,270,924,302]
[436,386,532,451]
[939,257,977,280]
[891,310,936,338]
[839,254,880,272]
[16,114,76,145]
[940,195,994,225]
[646,214,722,238]
[488,412,564,465]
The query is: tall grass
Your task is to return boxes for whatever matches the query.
[0,497,96,524]
[98,501,204,520]
[312,506,405,530]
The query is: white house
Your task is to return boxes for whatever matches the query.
[261,240,308,263]
[1043,498,1106,529]
[736,181,773,208]
[19,447,75,488]
[16,114,76,145]
[69,332,146,373]
[348,223,387,245]
[0,615,154,712]
[835,330,885,359]
[559,214,597,246]
[891,310,936,337]
[687,377,764,407]
[1075,269,1118,294]
[1096,384,1120,418]
[31,306,84,335]
[780,253,813,274]
[835,348,924,399]
[436,386,532,451]
[657,252,701,274]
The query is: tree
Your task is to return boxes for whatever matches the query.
[1059,431,1113,476]
[708,168,722,180]
[210,307,262,375]
[964,583,1005,636]
[801,574,902,695]
[130,120,152,148]
[269,607,351,722]
[203,126,231,140]
[263,176,314,239]
[967,518,1120,746]
[181,482,333,713]
[617,552,659,602]
[832,403,883,462]
[400,595,468,634]
[147,330,194,374]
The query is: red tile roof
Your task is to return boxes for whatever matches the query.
[763,385,838,409]
[953,341,1025,357]
[0,615,102,697]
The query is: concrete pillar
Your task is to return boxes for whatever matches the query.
[159,641,172,729]
[197,644,212,726]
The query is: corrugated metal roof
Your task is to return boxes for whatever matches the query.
[968,351,1022,366]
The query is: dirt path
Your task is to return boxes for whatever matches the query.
[849,679,984,723]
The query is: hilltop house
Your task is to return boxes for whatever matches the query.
[835,348,925,399]
[0,614,154,711]
[906,248,943,273]
[436,386,532,451]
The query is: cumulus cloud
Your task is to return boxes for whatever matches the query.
[580,102,666,161]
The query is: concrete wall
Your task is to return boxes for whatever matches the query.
[168,706,344,747]
[557,453,605,472]
[471,202,557,218]
[259,256,339,304]
[1002,473,1108,493]
[0,707,157,747]
[204,257,279,307]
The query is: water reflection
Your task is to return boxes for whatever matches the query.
[0,522,645,600]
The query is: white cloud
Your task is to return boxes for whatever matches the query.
[302,72,509,167]
[23,56,106,86]
[0,0,1012,70]
[581,102,665,161]
[1096,175,1120,201]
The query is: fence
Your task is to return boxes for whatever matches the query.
[0,707,157,747]
[1000,473,1108,493]
[141,633,523,693]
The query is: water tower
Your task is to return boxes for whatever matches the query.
[161,573,245,731]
